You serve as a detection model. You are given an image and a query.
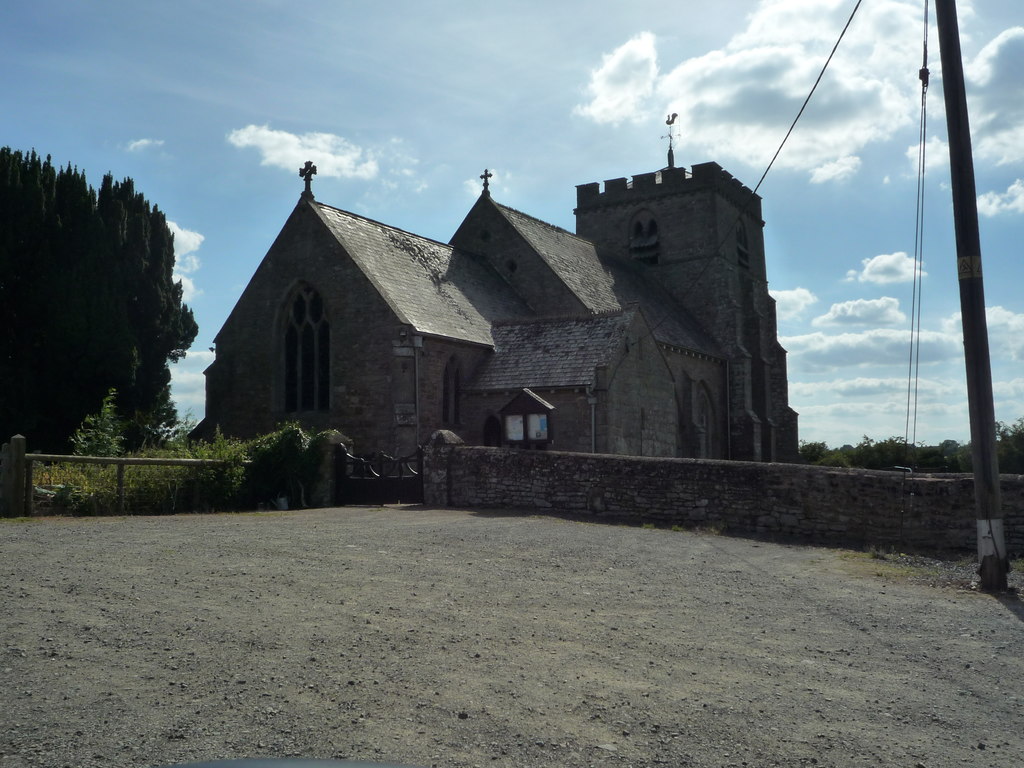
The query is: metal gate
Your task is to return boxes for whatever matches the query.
[334,445,423,505]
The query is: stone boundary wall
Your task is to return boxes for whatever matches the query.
[423,435,1023,554]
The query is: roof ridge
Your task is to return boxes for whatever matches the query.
[492,200,589,244]
[313,200,452,250]
[492,309,628,328]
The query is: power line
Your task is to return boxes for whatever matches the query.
[903,0,931,465]
[676,0,864,307]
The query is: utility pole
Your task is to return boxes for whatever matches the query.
[934,0,1008,590]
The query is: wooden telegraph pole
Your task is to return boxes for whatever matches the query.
[934,0,1008,590]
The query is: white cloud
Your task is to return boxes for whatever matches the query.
[845,251,924,284]
[812,296,906,327]
[809,155,861,184]
[166,220,204,302]
[227,125,378,180]
[575,0,925,179]
[782,327,961,368]
[943,305,1024,361]
[966,27,1024,166]
[904,135,949,176]
[574,32,658,125]
[126,138,164,152]
[770,286,817,320]
[790,376,956,400]
[994,378,1024,400]
[169,349,215,417]
[977,179,1024,217]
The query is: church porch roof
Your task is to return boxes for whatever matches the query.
[468,309,636,391]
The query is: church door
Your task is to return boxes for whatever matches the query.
[483,415,501,447]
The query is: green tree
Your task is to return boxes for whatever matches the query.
[71,389,125,457]
[798,440,829,464]
[0,148,197,451]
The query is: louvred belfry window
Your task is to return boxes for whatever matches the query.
[284,287,330,412]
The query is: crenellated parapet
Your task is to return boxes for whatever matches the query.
[575,162,762,221]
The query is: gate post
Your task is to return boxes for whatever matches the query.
[423,430,463,507]
[2,435,27,517]
[333,442,351,506]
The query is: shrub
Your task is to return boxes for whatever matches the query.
[71,389,125,457]
[243,423,329,509]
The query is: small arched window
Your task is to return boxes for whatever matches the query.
[442,357,462,425]
[284,286,330,412]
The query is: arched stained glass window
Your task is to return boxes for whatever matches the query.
[284,286,330,412]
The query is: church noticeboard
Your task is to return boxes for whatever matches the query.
[499,388,554,448]
[505,414,524,441]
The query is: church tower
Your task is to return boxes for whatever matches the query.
[574,162,798,462]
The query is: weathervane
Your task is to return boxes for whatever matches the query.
[480,168,493,196]
[299,160,317,199]
[662,113,679,169]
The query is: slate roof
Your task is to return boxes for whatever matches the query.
[601,258,721,357]
[470,309,636,391]
[315,203,530,345]
[494,203,621,314]
[315,197,720,360]
[493,201,720,357]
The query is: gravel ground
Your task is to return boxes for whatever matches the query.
[1,506,1022,768]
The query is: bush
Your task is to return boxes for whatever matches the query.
[31,422,331,515]
[71,389,125,457]
[243,423,329,509]
[184,430,249,511]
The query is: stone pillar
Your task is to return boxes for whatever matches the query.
[1,435,27,518]
[313,430,351,508]
[423,429,464,507]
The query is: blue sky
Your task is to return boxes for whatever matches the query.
[4,0,1023,448]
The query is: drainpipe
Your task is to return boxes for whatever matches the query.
[724,359,732,460]
[413,332,423,448]
[586,386,598,453]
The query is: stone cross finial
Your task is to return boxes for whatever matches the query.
[299,160,317,198]
[480,168,493,196]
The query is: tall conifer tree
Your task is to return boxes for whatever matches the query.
[0,147,198,450]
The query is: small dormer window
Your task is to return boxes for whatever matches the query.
[628,210,659,263]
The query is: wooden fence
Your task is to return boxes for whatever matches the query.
[1,434,229,517]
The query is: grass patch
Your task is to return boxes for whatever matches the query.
[839,550,933,581]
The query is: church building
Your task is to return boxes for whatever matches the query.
[195,159,799,462]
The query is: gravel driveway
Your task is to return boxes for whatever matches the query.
[2,506,1022,768]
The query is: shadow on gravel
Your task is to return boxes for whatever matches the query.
[993,591,1024,623]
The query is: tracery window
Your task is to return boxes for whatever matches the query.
[284,286,330,412]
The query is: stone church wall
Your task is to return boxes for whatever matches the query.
[423,441,1024,553]
[206,203,402,447]
[452,198,588,316]
[601,331,678,457]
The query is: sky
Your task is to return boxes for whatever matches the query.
[3,0,1023,448]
